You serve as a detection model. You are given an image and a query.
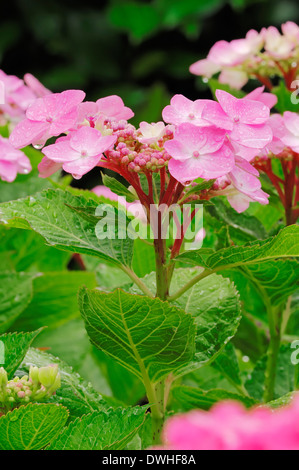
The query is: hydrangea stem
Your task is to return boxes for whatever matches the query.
[263,304,283,403]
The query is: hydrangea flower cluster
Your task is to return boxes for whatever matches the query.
[0,365,61,414]
[0,135,31,182]
[157,396,299,450]
[0,70,50,128]
[190,22,299,90]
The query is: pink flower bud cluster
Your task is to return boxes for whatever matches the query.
[0,365,61,413]
[156,395,299,450]
[190,22,299,90]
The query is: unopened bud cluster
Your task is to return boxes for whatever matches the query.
[0,364,61,413]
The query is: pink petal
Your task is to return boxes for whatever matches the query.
[69,127,116,156]
[201,101,233,131]
[42,141,79,162]
[9,119,49,149]
[230,123,273,148]
[0,160,18,182]
[96,95,134,121]
[189,59,220,77]
[38,156,62,178]
[216,90,270,125]
[62,154,102,177]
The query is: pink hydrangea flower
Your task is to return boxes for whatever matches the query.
[218,69,248,90]
[9,89,86,149]
[202,90,272,158]
[281,111,299,153]
[159,396,299,450]
[0,136,31,182]
[23,73,51,98]
[38,157,62,179]
[162,94,212,127]
[42,126,116,179]
[262,26,294,59]
[244,86,278,109]
[164,123,234,184]
[281,21,299,41]
[212,156,269,212]
[0,70,36,119]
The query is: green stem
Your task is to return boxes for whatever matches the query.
[167,268,213,302]
[263,305,283,403]
[120,265,154,298]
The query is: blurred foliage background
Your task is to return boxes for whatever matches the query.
[1,0,299,187]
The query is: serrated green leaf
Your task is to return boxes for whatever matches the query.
[0,329,42,378]
[48,407,147,450]
[131,268,241,376]
[0,404,68,450]
[79,288,196,382]
[0,188,134,267]
[178,225,299,270]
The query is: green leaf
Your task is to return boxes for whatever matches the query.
[246,344,299,401]
[178,225,299,270]
[0,272,36,333]
[0,329,42,378]
[0,188,134,267]
[131,268,241,376]
[13,271,96,332]
[102,174,137,202]
[79,288,196,382]
[0,404,68,450]
[19,348,109,419]
[48,407,147,450]
[206,198,268,243]
[273,80,299,113]
[172,386,256,411]
[0,226,70,272]
[213,343,243,387]
[132,239,156,278]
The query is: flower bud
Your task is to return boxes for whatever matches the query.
[38,364,59,389]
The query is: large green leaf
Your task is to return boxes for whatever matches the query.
[19,348,109,419]
[0,272,36,333]
[48,407,147,450]
[0,188,134,267]
[172,386,256,411]
[102,174,137,202]
[178,225,299,270]
[79,288,196,382]
[0,329,42,378]
[0,226,70,272]
[0,404,68,450]
[13,271,96,332]
[131,268,241,376]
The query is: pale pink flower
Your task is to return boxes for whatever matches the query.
[164,123,234,184]
[281,111,299,153]
[162,94,212,127]
[23,73,51,98]
[160,396,299,450]
[244,86,278,109]
[259,114,287,157]
[95,95,134,122]
[0,70,36,118]
[42,126,116,179]
[202,90,272,157]
[9,89,86,149]
[281,21,299,42]
[189,59,220,78]
[138,121,166,144]
[0,136,31,182]
[38,157,62,179]
[212,157,269,212]
[218,69,248,90]
[262,26,294,59]
[208,40,252,67]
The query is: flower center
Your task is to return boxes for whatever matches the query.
[188,113,195,120]
[192,151,200,158]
